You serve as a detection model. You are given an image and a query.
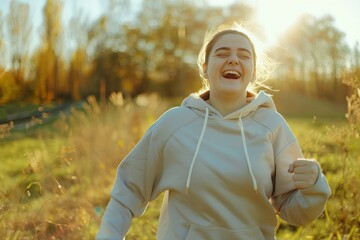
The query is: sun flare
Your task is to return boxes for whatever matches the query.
[243,0,359,49]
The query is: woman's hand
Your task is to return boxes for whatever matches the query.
[288,158,320,190]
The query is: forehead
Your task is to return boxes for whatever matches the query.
[211,33,253,53]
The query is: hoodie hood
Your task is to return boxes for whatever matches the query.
[181,90,277,120]
[181,90,277,192]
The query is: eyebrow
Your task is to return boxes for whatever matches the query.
[214,47,252,55]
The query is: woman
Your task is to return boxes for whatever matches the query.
[97,23,331,239]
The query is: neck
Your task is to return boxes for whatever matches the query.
[207,91,248,116]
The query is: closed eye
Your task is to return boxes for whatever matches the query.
[238,54,251,59]
[215,51,230,57]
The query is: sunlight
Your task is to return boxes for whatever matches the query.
[255,0,337,46]
[205,0,356,49]
[206,0,360,49]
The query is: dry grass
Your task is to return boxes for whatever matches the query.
[0,93,167,239]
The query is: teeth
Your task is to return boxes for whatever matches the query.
[223,70,241,77]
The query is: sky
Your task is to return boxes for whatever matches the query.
[246,0,360,47]
[0,0,360,50]
[216,0,360,48]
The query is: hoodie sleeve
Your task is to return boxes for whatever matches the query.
[270,120,331,226]
[96,125,163,239]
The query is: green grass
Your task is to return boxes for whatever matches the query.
[273,90,347,119]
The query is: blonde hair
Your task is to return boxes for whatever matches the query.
[197,23,275,94]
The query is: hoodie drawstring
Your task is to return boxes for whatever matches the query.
[238,115,258,192]
[186,108,209,192]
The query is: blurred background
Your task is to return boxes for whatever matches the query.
[0,0,359,105]
[1,0,360,239]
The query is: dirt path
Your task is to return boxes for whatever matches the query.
[0,101,84,130]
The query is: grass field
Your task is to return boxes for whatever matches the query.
[1,92,359,239]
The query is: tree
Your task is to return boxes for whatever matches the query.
[316,15,349,99]
[0,10,5,68]
[275,14,349,100]
[67,8,91,101]
[6,0,32,84]
[36,0,64,102]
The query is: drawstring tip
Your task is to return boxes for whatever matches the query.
[185,188,189,194]
[253,184,258,195]
[253,182,258,193]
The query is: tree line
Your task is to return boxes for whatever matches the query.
[0,0,359,104]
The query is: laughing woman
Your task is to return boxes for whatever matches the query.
[96,23,331,240]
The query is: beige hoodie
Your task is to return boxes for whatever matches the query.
[97,91,331,240]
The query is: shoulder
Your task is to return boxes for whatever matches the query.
[150,106,199,141]
[155,106,198,128]
[252,108,298,151]
[251,107,290,133]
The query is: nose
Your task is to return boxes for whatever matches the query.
[228,52,239,65]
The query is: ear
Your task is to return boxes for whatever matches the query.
[203,64,208,78]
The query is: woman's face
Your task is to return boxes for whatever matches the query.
[205,33,255,97]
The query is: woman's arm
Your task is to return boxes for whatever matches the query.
[271,168,331,226]
[96,126,162,239]
[271,140,331,226]
[96,199,134,239]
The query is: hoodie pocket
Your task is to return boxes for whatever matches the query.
[184,224,265,240]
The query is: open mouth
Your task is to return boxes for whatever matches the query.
[222,70,241,79]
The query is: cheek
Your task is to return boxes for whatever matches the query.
[206,60,221,75]
[242,60,255,73]
[206,58,217,69]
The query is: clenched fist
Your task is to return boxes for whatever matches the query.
[288,158,320,189]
